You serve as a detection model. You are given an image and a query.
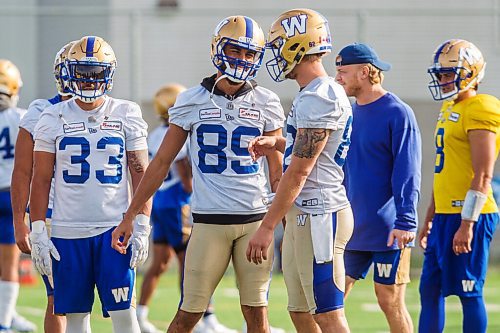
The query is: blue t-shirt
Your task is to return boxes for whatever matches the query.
[345,92,421,251]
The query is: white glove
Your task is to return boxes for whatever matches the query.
[29,220,60,280]
[262,193,276,208]
[128,214,151,268]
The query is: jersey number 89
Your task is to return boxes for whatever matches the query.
[197,124,260,174]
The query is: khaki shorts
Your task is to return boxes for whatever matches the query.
[180,220,274,313]
[282,205,354,314]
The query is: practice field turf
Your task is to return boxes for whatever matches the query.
[16,267,500,332]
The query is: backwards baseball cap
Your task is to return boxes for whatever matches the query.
[335,43,392,71]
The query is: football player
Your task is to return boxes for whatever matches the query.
[0,59,36,333]
[137,84,236,333]
[29,35,151,333]
[112,15,285,333]
[11,40,76,333]
[246,8,354,333]
[418,39,500,333]
[334,42,421,333]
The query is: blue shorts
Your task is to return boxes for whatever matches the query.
[345,248,411,285]
[151,205,189,252]
[421,213,498,297]
[51,228,135,315]
[41,275,54,297]
[0,191,14,245]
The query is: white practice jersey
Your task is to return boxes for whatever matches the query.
[0,107,26,188]
[20,97,61,209]
[148,125,188,192]
[34,97,148,233]
[169,80,284,215]
[284,76,352,214]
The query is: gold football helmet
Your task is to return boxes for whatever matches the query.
[0,59,22,98]
[66,36,117,102]
[266,8,332,82]
[154,83,186,121]
[210,16,265,82]
[427,39,486,101]
[54,40,77,96]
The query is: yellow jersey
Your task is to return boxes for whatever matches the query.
[433,94,500,214]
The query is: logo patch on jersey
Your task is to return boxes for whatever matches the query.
[225,114,235,121]
[63,122,85,134]
[199,108,221,120]
[239,108,260,121]
[100,121,122,131]
[88,127,98,134]
[302,198,319,207]
[448,112,460,122]
[452,200,464,207]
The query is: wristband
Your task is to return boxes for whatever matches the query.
[31,220,46,233]
[461,190,487,222]
[134,214,150,226]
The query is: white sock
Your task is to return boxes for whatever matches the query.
[109,308,140,333]
[66,312,91,333]
[136,305,148,320]
[0,280,19,328]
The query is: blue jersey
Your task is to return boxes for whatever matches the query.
[345,92,421,251]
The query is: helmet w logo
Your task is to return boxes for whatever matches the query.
[280,14,308,37]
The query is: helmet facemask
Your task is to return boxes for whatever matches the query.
[67,61,115,102]
[266,36,301,82]
[54,62,72,97]
[213,37,264,83]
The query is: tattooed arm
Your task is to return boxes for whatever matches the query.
[246,128,331,263]
[127,149,152,216]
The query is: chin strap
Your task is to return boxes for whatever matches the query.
[209,75,257,109]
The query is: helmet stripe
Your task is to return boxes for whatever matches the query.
[434,40,449,64]
[244,16,253,39]
[86,36,96,57]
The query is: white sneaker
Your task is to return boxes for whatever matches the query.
[11,312,36,332]
[138,317,162,333]
[203,315,237,333]
[193,318,214,333]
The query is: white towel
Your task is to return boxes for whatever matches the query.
[310,213,334,263]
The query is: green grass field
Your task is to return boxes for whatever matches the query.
[16,267,500,332]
